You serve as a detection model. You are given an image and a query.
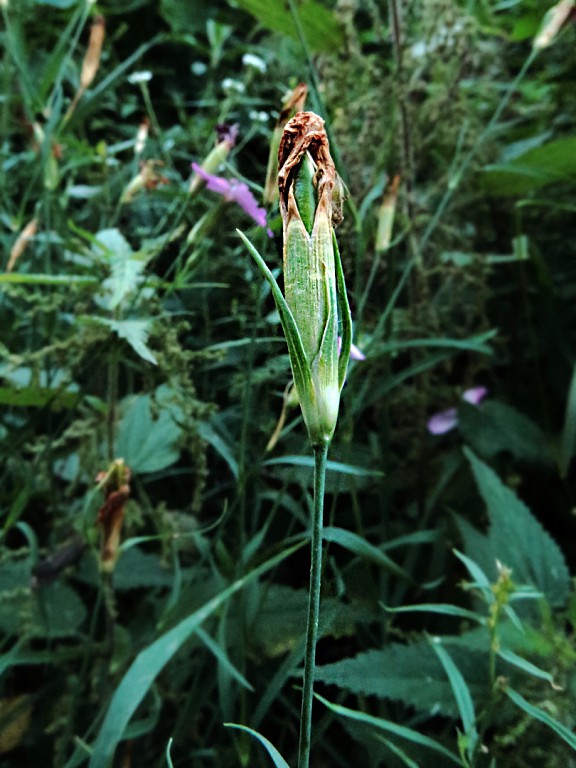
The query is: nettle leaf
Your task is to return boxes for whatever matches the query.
[93,228,148,309]
[107,319,158,365]
[252,585,367,657]
[459,401,552,465]
[315,644,488,719]
[0,558,86,638]
[462,448,570,606]
[116,390,183,473]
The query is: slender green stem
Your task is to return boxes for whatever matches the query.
[298,442,329,768]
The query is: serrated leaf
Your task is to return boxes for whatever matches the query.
[229,0,344,53]
[107,319,157,365]
[463,448,570,606]
[116,390,182,473]
[459,401,552,465]
[314,644,488,719]
[252,585,364,657]
[94,228,147,309]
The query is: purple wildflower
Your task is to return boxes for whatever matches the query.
[337,336,366,361]
[191,163,273,237]
[427,386,488,435]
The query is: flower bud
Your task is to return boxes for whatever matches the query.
[278,111,351,446]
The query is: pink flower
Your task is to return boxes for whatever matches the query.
[191,163,273,237]
[427,387,488,435]
[338,337,366,361]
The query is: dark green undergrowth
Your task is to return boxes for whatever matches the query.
[1,0,576,766]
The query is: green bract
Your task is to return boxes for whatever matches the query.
[240,111,351,447]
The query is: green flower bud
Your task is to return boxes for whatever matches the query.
[277,112,351,447]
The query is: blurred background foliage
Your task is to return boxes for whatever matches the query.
[1,0,576,766]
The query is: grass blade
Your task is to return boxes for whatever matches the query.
[88,543,303,768]
[225,723,291,768]
[315,693,461,764]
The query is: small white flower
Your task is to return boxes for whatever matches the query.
[127,70,153,84]
[221,78,245,95]
[242,53,267,73]
[191,61,208,76]
[249,110,269,123]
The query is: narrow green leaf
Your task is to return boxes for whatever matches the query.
[315,694,461,764]
[453,549,493,591]
[237,230,314,412]
[264,455,383,478]
[195,627,253,691]
[88,543,303,768]
[560,362,576,478]
[497,648,559,687]
[333,232,352,390]
[224,724,291,768]
[372,733,421,768]
[504,686,576,750]
[381,602,485,625]
[323,527,413,582]
[0,273,97,286]
[166,738,175,768]
[429,637,478,759]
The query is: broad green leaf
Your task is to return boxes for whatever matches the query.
[0,386,78,409]
[316,694,462,764]
[88,543,303,768]
[323,526,413,581]
[483,136,576,196]
[116,390,182,473]
[225,724,291,768]
[429,638,478,760]
[504,686,576,751]
[229,0,344,53]
[160,0,212,33]
[314,645,488,719]
[463,449,570,606]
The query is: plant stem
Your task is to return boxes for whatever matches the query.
[298,442,329,768]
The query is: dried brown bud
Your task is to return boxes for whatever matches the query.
[81,15,106,89]
[7,218,37,272]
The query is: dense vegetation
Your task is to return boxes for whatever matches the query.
[1,1,576,766]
